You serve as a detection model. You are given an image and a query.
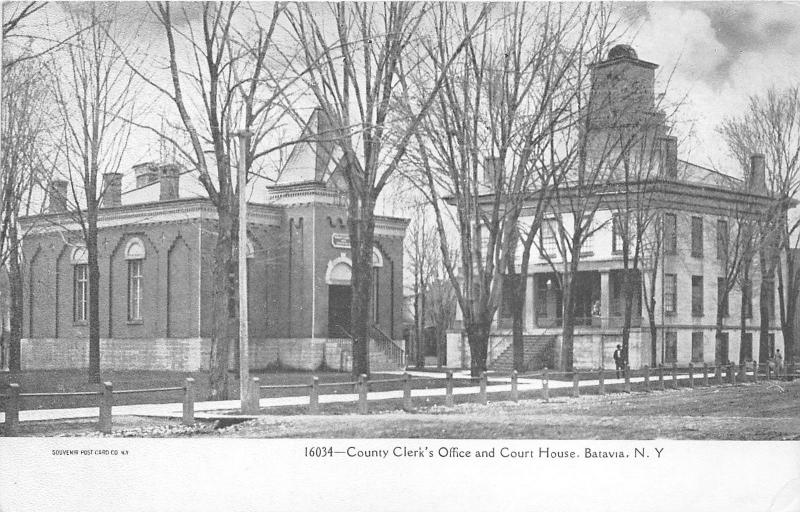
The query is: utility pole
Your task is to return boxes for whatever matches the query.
[234,130,257,414]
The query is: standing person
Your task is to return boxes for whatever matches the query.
[776,349,784,378]
[613,344,624,379]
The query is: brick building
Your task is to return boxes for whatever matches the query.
[448,45,789,371]
[18,110,408,372]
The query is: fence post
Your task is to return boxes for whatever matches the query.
[479,372,488,405]
[99,382,113,434]
[243,377,260,415]
[738,362,746,382]
[182,377,195,426]
[542,368,550,402]
[730,364,736,386]
[445,371,454,407]
[658,364,665,391]
[752,361,758,384]
[511,371,519,403]
[688,363,694,389]
[716,364,722,385]
[5,383,20,436]
[671,363,678,389]
[572,371,580,398]
[403,372,412,411]
[643,366,650,393]
[703,363,709,387]
[624,366,632,393]
[358,374,368,415]
[309,376,320,414]
[599,368,606,395]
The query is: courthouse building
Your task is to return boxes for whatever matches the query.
[448,45,788,371]
[18,110,408,372]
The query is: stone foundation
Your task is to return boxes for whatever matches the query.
[20,336,399,372]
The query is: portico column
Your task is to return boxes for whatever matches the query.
[524,275,534,331]
[600,271,611,325]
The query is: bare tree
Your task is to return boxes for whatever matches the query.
[720,86,800,364]
[284,2,488,377]
[121,2,290,398]
[0,58,50,371]
[402,4,613,375]
[404,200,440,367]
[49,3,136,382]
[3,2,95,72]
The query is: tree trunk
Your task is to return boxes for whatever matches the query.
[560,269,575,372]
[7,226,22,372]
[758,252,770,362]
[778,253,795,363]
[87,204,101,383]
[208,205,236,400]
[466,318,490,377]
[649,312,657,367]
[739,279,748,365]
[511,284,525,372]
[715,302,725,366]
[621,269,635,365]
[349,197,376,378]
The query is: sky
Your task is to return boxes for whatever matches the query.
[618,2,800,174]
[4,1,800,187]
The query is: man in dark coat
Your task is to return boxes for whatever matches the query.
[613,344,625,379]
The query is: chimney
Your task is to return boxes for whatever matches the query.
[749,154,766,193]
[101,173,122,208]
[48,180,68,213]
[159,163,180,201]
[133,162,158,188]
[659,136,678,179]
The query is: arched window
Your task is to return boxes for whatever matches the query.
[72,247,88,322]
[125,238,146,322]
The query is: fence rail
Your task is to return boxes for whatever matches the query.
[3,361,798,435]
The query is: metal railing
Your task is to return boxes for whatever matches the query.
[370,324,405,368]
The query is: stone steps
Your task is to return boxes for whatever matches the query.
[490,336,556,372]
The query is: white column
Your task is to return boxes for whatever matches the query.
[524,275,534,331]
[600,271,611,322]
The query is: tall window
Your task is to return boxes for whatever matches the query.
[665,331,678,363]
[72,247,88,322]
[742,279,752,319]
[664,213,677,254]
[612,213,623,253]
[763,276,775,321]
[74,264,88,322]
[536,277,549,318]
[125,238,146,322]
[717,277,729,317]
[501,274,519,320]
[664,274,677,314]
[691,276,703,317]
[540,218,559,256]
[741,333,753,362]
[581,217,594,254]
[691,332,704,362]
[716,219,728,261]
[691,217,703,257]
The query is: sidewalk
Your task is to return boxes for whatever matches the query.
[0,369,741,423]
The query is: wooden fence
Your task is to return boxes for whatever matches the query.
[2,361,797,435]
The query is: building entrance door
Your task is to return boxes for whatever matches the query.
[328,285,352,337]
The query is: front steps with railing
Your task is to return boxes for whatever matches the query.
[489,335,556,372]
